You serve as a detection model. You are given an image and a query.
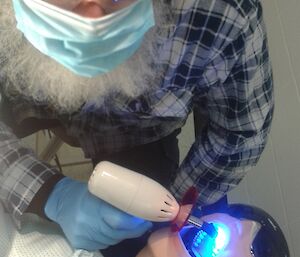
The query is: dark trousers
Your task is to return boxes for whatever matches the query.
[92,130,181,257]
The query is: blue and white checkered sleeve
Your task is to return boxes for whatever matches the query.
[170,8,274,206]
[0,121,60,227]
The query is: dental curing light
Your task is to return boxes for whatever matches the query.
[88,162,289,257]
[88,161,217,237]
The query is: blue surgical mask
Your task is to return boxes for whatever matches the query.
[12,0,155,77]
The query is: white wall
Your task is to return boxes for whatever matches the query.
[179,0,300,256]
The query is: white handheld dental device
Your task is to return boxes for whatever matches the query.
[88,161,217,237]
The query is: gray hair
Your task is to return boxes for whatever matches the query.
[0,0,173,113]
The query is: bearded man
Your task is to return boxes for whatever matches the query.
[0,0,274,256]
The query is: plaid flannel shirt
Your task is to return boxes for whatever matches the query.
[0,0,273,225]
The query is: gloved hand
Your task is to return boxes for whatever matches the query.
[44,177,152,251]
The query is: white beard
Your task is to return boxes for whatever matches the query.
[0,0,173,114]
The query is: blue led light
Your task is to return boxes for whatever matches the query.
[214,222,230,251]
[191,222,230,257]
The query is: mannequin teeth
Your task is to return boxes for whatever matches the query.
[192,230,205,249]
[191,229,221,257]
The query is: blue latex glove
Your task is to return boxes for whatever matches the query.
[44,177,152,251]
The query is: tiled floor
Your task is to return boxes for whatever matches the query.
[22,131,93,182]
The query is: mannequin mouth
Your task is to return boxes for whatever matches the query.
[181,223,229,257]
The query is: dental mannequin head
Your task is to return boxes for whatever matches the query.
[0,0,172,113]
[137,213,261,257]
[136,203,290,257]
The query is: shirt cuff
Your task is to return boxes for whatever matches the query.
[25,173,65,219]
